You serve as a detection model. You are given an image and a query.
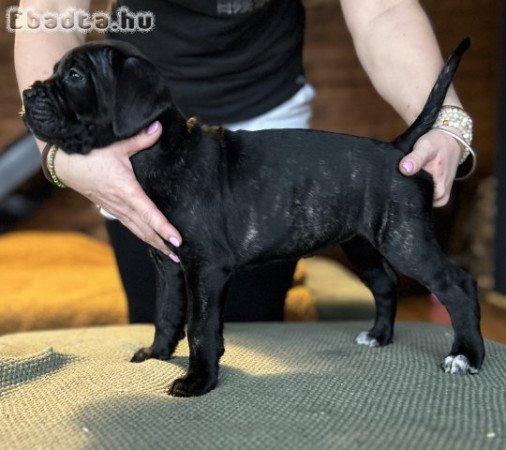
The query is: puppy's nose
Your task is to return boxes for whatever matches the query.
[24,80,46,97]
[23,88,36,101]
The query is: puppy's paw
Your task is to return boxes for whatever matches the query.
[131,346,171,363]
[355,331,380,348]
[168,371,217,397]
[442,354,479,375]
[131,347,155,363]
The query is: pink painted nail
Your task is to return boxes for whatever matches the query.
[169,236,181,247]
[402,160,415,174]
[169,253,180,263]
[146,121,160,135]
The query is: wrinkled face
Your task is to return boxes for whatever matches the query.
[22,41,171,154]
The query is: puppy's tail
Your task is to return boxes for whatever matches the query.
[392,37,470,154]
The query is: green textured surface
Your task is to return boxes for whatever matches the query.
[1,322,505,449]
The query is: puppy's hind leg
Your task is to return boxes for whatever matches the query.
[378,226,485,374]
[131,250,187,363]
[342,237,398,348]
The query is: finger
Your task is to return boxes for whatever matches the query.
[432,161,458,209]
[117,121,163,157]
[118,181,182,247]
[129,217,180,263]
[432,176,453,208]
[120,214,177,259]
[433,183,451,207]
[433,194,450,208]
[433,184,447,206]
[398,139,436,177]
[124,183,183,246]
[147,208,183,248]
[97,188,181,257]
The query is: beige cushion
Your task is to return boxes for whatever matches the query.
[2,323,506,449]
[303,256,374,320]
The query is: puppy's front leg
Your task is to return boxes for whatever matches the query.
[169,264,231,397]
[131,250,186,363]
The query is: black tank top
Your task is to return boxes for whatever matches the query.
[107,0,305,125]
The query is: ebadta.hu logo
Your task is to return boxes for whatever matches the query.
[6,6,155,33]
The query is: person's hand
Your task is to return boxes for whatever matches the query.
[53,121,182,262]
[398,128,463,207]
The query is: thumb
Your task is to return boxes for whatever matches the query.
[398,141,434,177]
[120,121,163,156]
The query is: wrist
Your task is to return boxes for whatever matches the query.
[41,144,68,188]
[431,127,477,180]
[441,125,466,160]
[433,105,473,164]
[53,146,72,184]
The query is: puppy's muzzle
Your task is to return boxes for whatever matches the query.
[22,83,63,137]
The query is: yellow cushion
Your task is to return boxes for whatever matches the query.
[0,231,128,334]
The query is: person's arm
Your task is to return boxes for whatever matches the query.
[15,0,87,99]
[15,0,181,257]
[340,0,466,207]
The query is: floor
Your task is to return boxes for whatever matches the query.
[2,1,505,343]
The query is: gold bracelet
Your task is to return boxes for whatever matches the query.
[45,145,67,188]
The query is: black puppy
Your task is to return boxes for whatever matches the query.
[23,38,484,397]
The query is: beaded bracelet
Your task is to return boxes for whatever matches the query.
[41,143,66,188]
[434,105,473,144]
[433,105,474,165]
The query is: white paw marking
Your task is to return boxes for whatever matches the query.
[355,331,379,348]
[442,354,479,375]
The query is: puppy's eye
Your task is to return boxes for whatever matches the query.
[67,68,84,82]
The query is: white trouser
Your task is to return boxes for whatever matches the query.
[224,83,315,131]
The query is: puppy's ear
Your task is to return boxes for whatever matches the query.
[113,56,171,139]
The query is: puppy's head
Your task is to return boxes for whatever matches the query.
[22,41,172,154]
